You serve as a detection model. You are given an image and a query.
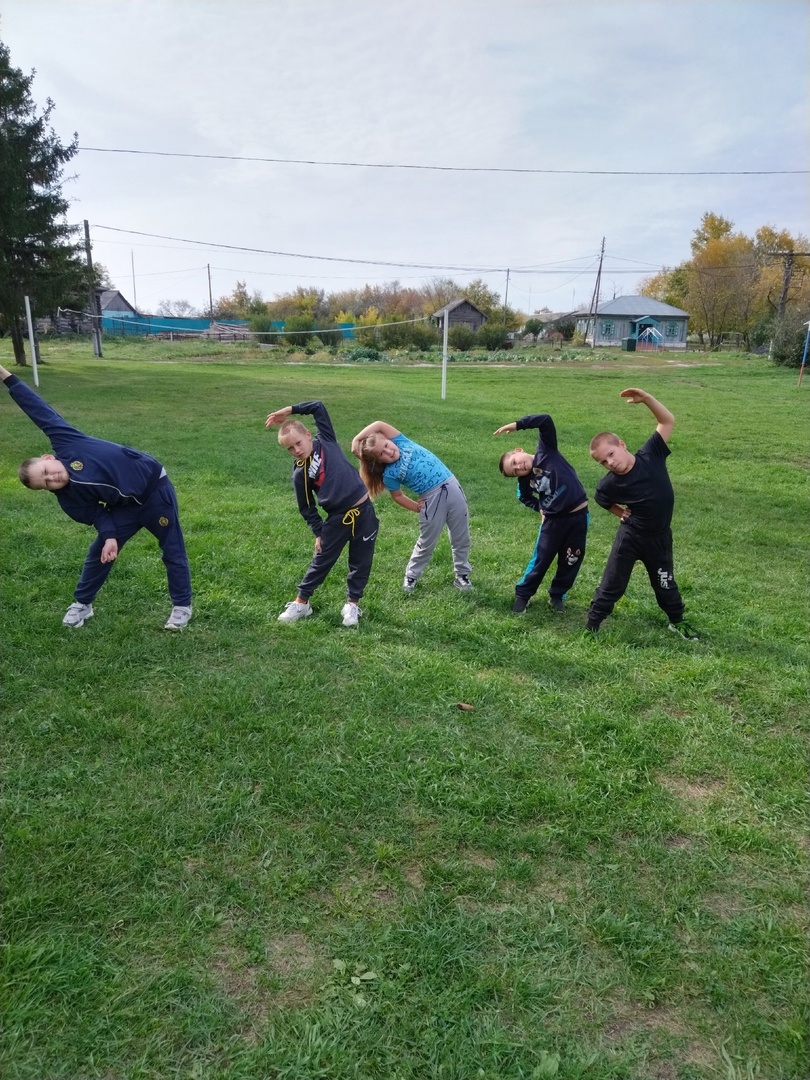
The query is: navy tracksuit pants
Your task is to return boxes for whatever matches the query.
[74,477,192,606]
[297,497,378,602]
[515,507,588,602]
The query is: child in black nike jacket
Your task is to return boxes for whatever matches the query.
[266,400,378,628]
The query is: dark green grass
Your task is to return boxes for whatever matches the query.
[1,344,808,1079]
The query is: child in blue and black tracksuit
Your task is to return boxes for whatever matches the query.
[266,400,378,627]
[494,412,588,613]
[0,364,192,629]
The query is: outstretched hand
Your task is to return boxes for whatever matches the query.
[620,387,649,405]
[493,423,517,436]
[265,406,292,429]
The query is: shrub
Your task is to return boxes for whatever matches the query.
[448,324,475,352]
[475,322,509,350]
[346,345,389,362]
[769,309,809,368]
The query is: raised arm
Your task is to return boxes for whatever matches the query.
[493,421,517,435]
[620,388,674,442]
[265,405,293,428]
[350,420,400,458]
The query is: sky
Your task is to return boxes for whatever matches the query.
[3,0,808,317]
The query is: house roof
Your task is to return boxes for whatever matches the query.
[595,295,688,318]
[98,289,139,314]
[432,297,488,318]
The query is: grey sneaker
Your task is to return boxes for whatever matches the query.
[403,576,417,593]
[668,619,700,641]
[62,602,94,628]
[164,605,192,630]
[453,575,473,592]
[278,600,313,622]
[341,602,362,627]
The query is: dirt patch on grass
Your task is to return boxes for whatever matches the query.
[658,775,726,801]
[210,929,326,1033]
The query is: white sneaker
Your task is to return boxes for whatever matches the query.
[403,576,417,593]
[341,602,361,627]
[164,605,192,630]
[63,602,94,627]
[453,575,473,592]
[278,600,313,622]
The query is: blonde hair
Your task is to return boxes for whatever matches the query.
[358,433,387,498]
[18,457,42,488]
[278,419,309,442]
[589,431,621,454]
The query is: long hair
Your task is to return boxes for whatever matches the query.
[358,433,387,498]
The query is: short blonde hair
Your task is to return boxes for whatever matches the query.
[589,431,620,454]
[278,419,309,442]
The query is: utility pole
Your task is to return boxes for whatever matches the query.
[586,237,605,347]
[777,251,795,322]
[130,250,138,311]
[83,220,103,357]
[208,264,214,322]
[502,268,510,330]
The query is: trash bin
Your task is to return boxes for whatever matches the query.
[621,336,637,352]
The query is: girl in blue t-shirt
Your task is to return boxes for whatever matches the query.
[351,420,472,593]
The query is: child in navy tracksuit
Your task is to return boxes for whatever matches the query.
[266,400,378,628]
[495,412,588,613]
[0,364,192,629]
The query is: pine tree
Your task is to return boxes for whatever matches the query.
[0,38,82,364]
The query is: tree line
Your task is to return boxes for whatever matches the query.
[639,212,809,365]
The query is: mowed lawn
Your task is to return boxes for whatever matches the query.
[1,344,807,1080]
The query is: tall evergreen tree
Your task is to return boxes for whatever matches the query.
[0,38,82,364]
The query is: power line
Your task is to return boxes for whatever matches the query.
[78,146,807,176]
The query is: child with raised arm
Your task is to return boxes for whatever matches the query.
[585,387,699,639]
[266,401,378,627]
[351,421,472,593]
[494,412,588,612]
[0,364,192,629]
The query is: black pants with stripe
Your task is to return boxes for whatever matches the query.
[587,524,684,627]
[297,498,379,602]
[515,507,588,603]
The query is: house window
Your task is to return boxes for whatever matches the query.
[665,321,679,339]
[600,320,615,338]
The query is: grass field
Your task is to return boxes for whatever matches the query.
[1,339,808,1080]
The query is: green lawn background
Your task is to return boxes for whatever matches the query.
[1,345,807,1080]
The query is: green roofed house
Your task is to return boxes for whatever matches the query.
[575,295,689,351]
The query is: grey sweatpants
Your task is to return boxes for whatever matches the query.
[405,477,472,580]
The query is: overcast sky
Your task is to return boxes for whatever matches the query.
[3,0,808,316]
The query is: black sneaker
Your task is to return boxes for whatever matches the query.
[512,596,529,613]
[668,620,700,641]
[549,596,565,612]
[453,575,473,592]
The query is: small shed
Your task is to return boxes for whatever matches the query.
[432,298,489,333]
[576,296,689,350]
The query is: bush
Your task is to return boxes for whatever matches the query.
[475,322,510,350]
[409,322,439,351]
[448,324,475,352]
[345,345,389,362]
[769,309,809,368]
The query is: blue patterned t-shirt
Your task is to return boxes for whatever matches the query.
[382,434,452,495]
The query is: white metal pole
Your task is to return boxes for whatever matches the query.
[24,295,39,387]
[441,313,449,400]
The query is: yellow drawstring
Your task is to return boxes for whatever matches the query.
[342,507,360,535]
[297,456,312,505]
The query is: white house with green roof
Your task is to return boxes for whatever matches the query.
[576,296,689,350]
